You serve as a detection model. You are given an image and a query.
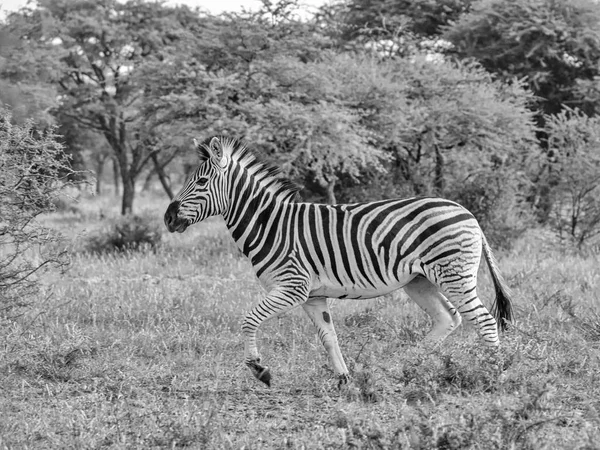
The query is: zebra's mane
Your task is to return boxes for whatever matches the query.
[203,136,301,202]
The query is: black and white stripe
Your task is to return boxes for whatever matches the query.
[165,136,514,386]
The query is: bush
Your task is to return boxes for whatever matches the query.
[85,214,162,253]
[0,107,74,316]
[542,108,600,248]
[448,172,532,249]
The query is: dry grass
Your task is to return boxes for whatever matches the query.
[1,192,600,449]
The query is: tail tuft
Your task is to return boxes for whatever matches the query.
[482,234,514,331]
[490,279,514,331]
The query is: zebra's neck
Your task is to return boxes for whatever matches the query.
[221,161,294,262]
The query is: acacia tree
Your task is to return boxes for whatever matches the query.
[445,0,600,118]
[140,4,388,204]
[0,107,73,315]
[285,53,538,244]
[2,0,202,214]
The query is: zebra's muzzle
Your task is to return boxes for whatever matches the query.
[164,201,189,233]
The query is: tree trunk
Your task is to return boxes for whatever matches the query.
[121,175,135,215]
[95,155,106,195]
[99,114,159,214]
[112,157,120,195]
[143,169,155,191]
[326,178,337,204]
[112,139,134,215]
[433,144,445,195]
[149,151,174,199]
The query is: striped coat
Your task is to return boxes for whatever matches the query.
[165,136,513,386]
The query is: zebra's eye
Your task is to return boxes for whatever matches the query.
[196,177,209,187]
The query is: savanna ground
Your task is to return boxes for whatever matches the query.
[1,191,600,450]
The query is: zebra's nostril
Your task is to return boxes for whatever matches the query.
[164,201,181,228]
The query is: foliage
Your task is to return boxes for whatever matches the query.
[3,0,586,247]
[144,19,537,212]
[139,8,387,203]
[85,214,162,254]
[0,21,58,127]
[542,108,600,248]
[445,0,600,117]
[325,54,538,244]
[319,0,474,55]
[575,74,600,117]
[0,107,73,316]
[1,0,203,214]
[367,57,537,195]
[236,54,388,202]
[2,0,542,235]
[448,173,532,248]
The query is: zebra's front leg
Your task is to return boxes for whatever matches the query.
[241,285,309,386]
[301,296,350,387]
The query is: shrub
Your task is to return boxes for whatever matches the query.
[542,108,600,248]
[448,172,532,249]
[85,214,162,253]
[0,107,74,317]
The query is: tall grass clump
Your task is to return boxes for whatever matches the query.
[85,214,162,253]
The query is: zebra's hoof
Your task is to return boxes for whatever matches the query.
[257,367,271,387]
[247,360,271,387]
[337,373,350,389]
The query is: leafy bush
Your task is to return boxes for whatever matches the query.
[85,214,162,253]
[0,107,74,317]
[542,108,600,248]
[449,172,532,249]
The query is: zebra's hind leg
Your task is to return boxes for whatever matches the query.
[301,296,350,387]
[440,280,500,347]
[404,275,462,345]
[241,284,310,386]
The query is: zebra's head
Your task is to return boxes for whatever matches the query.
[164,136,230,233]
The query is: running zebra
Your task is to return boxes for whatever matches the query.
[164,136,514,387]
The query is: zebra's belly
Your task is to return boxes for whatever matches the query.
[309,276,415,300]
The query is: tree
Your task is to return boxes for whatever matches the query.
[141,0,538,217]
[139,4,387,203]
[542,108,600,247]
[317,0,474,56]
[445,0,600,118]
[0,107,74,315]
[1,0,203,214]
[0,26,57,127]
[291,53,538,244]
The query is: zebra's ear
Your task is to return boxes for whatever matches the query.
[207,136,223,160]
[193,138,210,164]
[206,136,227,167]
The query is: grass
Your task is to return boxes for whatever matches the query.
[1,191,600,449]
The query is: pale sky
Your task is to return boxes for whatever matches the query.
[0,0,328,17]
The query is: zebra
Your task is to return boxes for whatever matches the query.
[164,136,514,387]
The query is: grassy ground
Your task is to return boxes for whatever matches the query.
[1,191,600,449]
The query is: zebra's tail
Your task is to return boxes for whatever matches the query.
[481,233,514,331]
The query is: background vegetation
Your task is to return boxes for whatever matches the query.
[1,0,600,448]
